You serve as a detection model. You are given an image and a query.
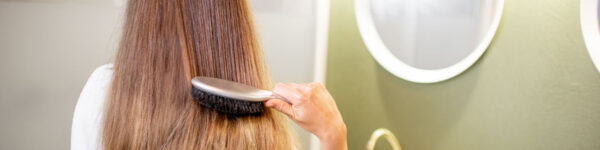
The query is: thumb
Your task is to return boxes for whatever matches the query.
[265,99,295,120]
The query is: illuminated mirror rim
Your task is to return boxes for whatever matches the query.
[355,0,505,83]
[580,0,600,73]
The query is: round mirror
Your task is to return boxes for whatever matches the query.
[581,0,600,73]
[355,0,504,83]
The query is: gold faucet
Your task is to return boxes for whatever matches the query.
[366,128,401,150]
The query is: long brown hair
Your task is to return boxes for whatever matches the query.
[102,0,295,149]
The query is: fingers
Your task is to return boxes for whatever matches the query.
[310,82,325,90]
[273,83,303,104]
[294,83,313,94]
[264,99,295,119]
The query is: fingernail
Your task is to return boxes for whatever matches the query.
[264,100,273,106]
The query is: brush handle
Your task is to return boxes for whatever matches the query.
[270,92,292,104]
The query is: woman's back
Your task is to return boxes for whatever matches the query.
[99,0,295,149]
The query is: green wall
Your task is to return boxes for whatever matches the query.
[325,0,600,149]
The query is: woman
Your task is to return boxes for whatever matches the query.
[71,0,347,149]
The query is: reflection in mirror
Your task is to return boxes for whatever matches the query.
[371,0,498,69]
[580,0,600,73]
[356,0,504,83]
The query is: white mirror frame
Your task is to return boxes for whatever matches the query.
[355,0,505,83]
[581,0,600,73]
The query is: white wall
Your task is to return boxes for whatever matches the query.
[0,1,121,149]
[250,0,320,149]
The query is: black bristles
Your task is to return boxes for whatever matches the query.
[191,86,264,116]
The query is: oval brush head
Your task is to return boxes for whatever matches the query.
[190,77,275,115]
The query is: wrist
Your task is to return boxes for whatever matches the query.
[318,123,347,150]
[318,123,347,144]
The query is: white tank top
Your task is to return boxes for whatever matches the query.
[71,64,113,150]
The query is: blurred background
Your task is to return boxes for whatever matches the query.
[329,0,600,149]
